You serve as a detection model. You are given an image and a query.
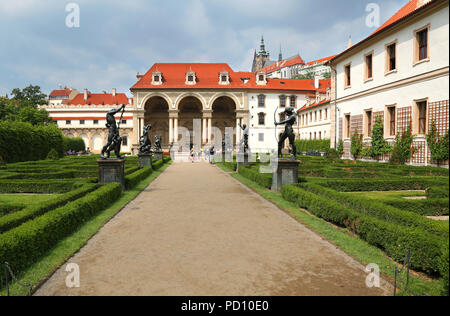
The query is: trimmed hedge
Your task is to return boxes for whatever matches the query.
[281,184,446,274]
[152,160,164,170]
[300,183,448,238]
[382,198,449,217]
[0,183,122,286]
[2,170,77,180]
[125,167,153,190]
[63,137,85,152]
[441,241,449,296]
[427,186,449,199]
[296,139,331,153]
[0,183,98,234]
[0,203,26,217]
[0,121,64,163]
[238,166,272,189]
[0,179,81,194]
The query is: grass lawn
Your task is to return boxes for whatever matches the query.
[0,161,172,297]
[0,194,61,205]
[347,191,427,200]
[216,162,445,296]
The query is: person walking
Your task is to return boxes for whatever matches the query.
[209,146,215,164]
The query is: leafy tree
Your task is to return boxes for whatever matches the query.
[11,85,47,108]
[17,106,51,125]
[0,97,18,121]
[389,124,415,165]
[350,129,364,159]
[293,70,315,80]
[427,121,449,166]
[367,116,390,161]
[337,139,344,157]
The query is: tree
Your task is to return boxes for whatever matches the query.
[17,106,51,125]
[427,121,449,166]
[11,85,47,108]
[367,116,390,161]
[350,129,364,159]
[389,124,415,165]
[293,70,315,80]
[0,97,18,121]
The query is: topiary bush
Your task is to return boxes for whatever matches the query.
[63,137,86,152]
[46,148,60,160]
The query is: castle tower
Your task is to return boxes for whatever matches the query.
[251,36,272,72]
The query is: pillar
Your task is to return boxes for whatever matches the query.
[202,118,207,144]
[208,118,212,143]
[236,118,241,147]
[169,118,173,143]
[174,118,178,142]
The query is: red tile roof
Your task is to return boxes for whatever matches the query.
[69,93,130,106]
[131,63,323,92]
[306,55,337,66]
[332,0,438,62]
[49,89,72,97]
[259,55,305,74]
[298,99,331,113]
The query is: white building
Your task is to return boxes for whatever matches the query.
[330,0,449,166]
[42,89,135,154]
[48,87,79,106]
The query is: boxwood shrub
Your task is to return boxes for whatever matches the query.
[427,186,449,199]
[0,203,26,217]
[152,160,164,170]
[0,183,122,286]
[382,198,449,216]
[0,183,98,234]
[281,184,446,274]
[0,179,82,194]
[238,167,272,189]
[125,167,153,190]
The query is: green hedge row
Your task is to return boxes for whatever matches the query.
[382,198,449,217]
[0,184,98,234]
[300,183,448,238]
[0,183,122,286]
[2,170,77,180]
[152,160,164,170]
[281,184,446,274]
[125,167,153,190]
[312,177,447,192]
[427,186,449,199]
[0,203,26,217]
[238,167,272,189]
[295,139,331,153]
[0,121,64,163]
[441,241,449,296]
[0,179,82,193]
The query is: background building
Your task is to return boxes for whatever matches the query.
[330,0,449,166]
[42,88,134,153]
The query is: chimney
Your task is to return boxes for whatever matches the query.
[417,0,432,8]
[314,76,319,89]
[112,88,116,96]
[84,89,88,101]
[347,36,353,49]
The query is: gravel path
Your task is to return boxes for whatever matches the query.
[35,162,391,296]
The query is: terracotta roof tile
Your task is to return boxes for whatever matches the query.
[49,89,72,97]
[69,93,129,106]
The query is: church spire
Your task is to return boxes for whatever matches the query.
[258,35,269,56]
[278,44,283,62]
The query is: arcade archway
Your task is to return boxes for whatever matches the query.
[211,96,237,144]
[144,96,169,148]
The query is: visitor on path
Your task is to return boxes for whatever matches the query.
[209,146,215,164]
[190,148,196,163]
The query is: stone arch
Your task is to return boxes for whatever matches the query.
[211,96,237,144]
[140,92,172,109]
[144,96,170,148]
[209,92,241,111]
[92,134,103,151]
[174,92,207,111]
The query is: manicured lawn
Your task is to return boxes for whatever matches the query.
[348,191,426,200]
[0,194,60,205]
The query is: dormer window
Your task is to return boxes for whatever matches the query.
[185,70,197,85]
[219,71,230,85]
[256,71,267,85]
[152,71,163,85]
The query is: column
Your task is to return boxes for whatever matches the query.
[208,118,212,143]
[202,118,207,144]
[169,118,173,143]
[174,118,178,142]
[236,118,241,147]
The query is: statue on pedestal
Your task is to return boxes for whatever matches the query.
[275,106,297,159]
[154,135,162,152]
[139,125,153,154]
[238,123,249,153]
[100,104,126,160]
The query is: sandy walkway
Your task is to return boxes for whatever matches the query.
[35,162,390,296]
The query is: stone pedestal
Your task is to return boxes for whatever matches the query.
[153,151,163,161]
[237,152,250,171]
[271,159,300,192]
[138,153,153,168]
[97,159,125,190]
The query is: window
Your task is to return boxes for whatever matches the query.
[325,109,328,120]
[259,75,264,81]
[365,53,373,80]
[365,110,373,137]
[344,64,351,87]
[386,43,396,72]
[319,131,322,140]
[345,114,351,138]
[416,101,428,134]
[279,95,286,108]
[154,76,160,82]
[66,120,71,125]
[221,76,227,82]
[188,75,194,82]
[416,28,429,61]
[310,132,312,140]
[314,111,317,122]
[314,132,317,140]
[122,136,128,146]
[387,106,396,137]
[258,113,265,126]
[80,120,85,125]
[319,110,323,121]
[258,133,264,142]
[122,120,127,125]
[93,120,99,125]
[290,96,296,107]
[258,95,265,108]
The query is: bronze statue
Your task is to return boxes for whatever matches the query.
[154,135,162,152]
[139,125,153,154]
[100,104,126,159]
[238,123,249,153]
[275,106,297,159]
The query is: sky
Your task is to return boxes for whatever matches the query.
[0,0,407,97]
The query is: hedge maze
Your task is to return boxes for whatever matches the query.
[227,156,449,293]
[0,154,171,286]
